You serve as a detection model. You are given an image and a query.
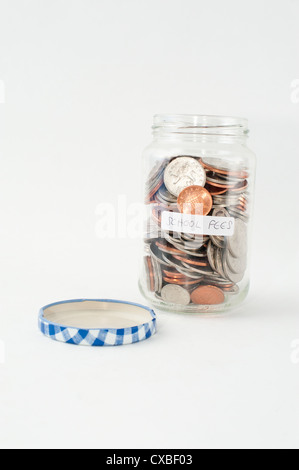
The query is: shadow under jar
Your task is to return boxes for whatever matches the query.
[139,114,256,314]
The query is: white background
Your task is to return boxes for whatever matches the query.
[0,0,298,450]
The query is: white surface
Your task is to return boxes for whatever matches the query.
[0,0,298,450]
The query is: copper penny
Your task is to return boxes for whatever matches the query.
[230,180,248,192]
[155,241,185,256]
[233,205,247,212]
[191,285,225,305]
[200,159,249,179]
[177,185,213,216]
[163,277,201,286]
[163,269,186,279]
[205,183,228,196]
[146,256,155,292]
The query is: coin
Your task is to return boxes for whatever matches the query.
[205,183,228,195]
[177,185,213,215]
[227,218,247,258]
[151,256,163,293]
[214,247,227,279]
[163,271,188,282]
[144,154,251,307]
[144,256,155,292]
[155,185,177,205]
[200,158,249,179]
[146,160,168,202]
[230,180,248,192]
[149,242,169,266]
[163,277,201,286]
[161,284,191,305]
[172,254,208,267]
[226,251,247,274]
[156,240,184,255]
[191,285,225,305]
[146,177,164,203]
[207,240,217,272]
[161,253,203,279]
[222,256,245,283]
[164,157,206,197]
[206,174,236,189]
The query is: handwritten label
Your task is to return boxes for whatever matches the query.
[161,211,235,236]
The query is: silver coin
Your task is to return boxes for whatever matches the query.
[214,247,227,279]
[207,240,217,271]
[206,175,235,186]
[227,218,248,258]
[210,235,225,249]
[210,207,228,248]
[222,256,245,283]
[164,157,206,197]
[163,231,207,253]
[143,257,152,292]
[212,207,230,218]
[149,242,169,266]
[151,256,163,293]
[161,253,202,279]
[228,207,249,217]
[225,284,240,294]
[161,284,191,306]
[147,159,168,186]
[226,250,247,274]
[156,186,177,205]
[180,261,213,276]
[179,247,207,258]
[227,211,249,223]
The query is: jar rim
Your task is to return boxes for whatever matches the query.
[153,114,249,136]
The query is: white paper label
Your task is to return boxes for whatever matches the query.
[161,211,235,236]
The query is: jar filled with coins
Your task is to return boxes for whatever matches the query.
[139,114,256,314]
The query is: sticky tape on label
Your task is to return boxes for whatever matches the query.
[161,211,235,236]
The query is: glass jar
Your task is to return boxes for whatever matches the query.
[139,114,256,314]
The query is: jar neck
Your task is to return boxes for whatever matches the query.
[152,114,249,144]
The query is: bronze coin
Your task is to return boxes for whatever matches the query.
[200,159,249,179]
[163,277,201,286]
[205,183,228,196]
[156,241,184,255]
[230,180,249,192]
[191,285,225,305]
[146,256,155,292]
[163,270,187,279]
[177,185,213,216]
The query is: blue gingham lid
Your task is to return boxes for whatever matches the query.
[39,299,156,347]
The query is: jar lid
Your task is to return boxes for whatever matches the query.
[39,299,156,346]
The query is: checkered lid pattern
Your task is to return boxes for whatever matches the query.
[39,299,157,347]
